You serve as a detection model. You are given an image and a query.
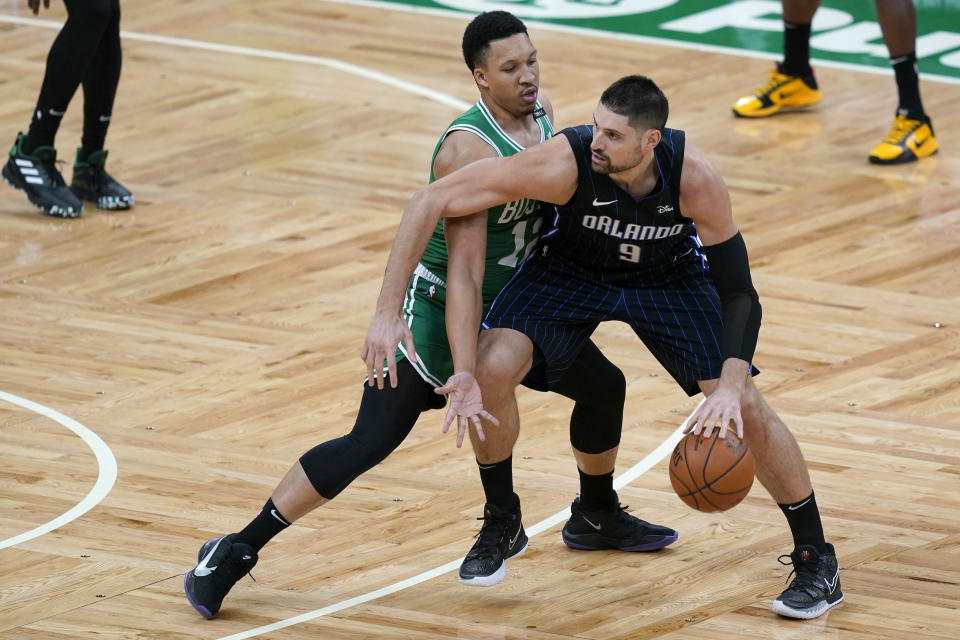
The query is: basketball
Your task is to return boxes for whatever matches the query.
[669,432,755,512]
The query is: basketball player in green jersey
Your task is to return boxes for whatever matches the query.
[185,11,636,619]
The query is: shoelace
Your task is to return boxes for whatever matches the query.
[35,156,68,188]
[466,513,509,559]
[777,553,826,597]
[882,117,919,145]
[756,72,791,97]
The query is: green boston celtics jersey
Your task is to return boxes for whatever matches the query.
[396,101,553,388]
[419,99,554,304]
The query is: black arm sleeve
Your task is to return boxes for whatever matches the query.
[702,232,762,363]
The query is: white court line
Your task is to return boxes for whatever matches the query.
[0,15,471,111]
[214,412,694,640]
[0,12,716,635]
[0,391,118,550]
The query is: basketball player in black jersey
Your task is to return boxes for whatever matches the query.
[367,75,843,620]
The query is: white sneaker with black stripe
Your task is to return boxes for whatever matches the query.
[2,132,83,218]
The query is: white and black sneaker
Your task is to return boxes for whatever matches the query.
[772,543,844,619]
[71,148,134,210]
[184,533,258,619]
[2,132,83,217]
[562,496,678,551]
[458,496,528,587]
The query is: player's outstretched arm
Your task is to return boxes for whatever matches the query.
[362,135,577,389]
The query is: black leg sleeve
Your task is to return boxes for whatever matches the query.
[299,358,436,499]
[552,340,626,455]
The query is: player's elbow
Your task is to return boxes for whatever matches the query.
[406,187,446,227]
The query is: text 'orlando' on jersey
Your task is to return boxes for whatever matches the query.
[539,125,703,286]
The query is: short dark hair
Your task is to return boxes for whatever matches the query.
[600,75,669,132]
[462,11,528,71]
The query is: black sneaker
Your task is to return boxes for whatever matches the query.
[70,148,134,210]
[562,496,678,551]
[458,497,528,587]
[184,534,258,619]
[772,543,844,619]
[2,132,83,217]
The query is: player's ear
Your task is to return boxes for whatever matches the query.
[473,67,489,89]
[645,128,662,149]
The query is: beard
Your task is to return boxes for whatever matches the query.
[590,148,645,175]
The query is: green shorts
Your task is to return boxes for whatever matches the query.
[396,266,453,388]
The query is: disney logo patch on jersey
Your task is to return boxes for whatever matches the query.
[657,204,675,214]
[532,106,546,119]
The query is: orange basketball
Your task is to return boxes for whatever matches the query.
[669,432,755,512]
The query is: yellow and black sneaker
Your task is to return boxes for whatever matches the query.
[868,111,938,164]
[732,64,822,118]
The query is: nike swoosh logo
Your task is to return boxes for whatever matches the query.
[890,55,910,65]
[98,115,111,122]
[582,515,602,530]
[270,509,289,525]
[48,109,66,117]
[193,538,223,577]
[824,568,839,593]
[508,528,522,549]
[788,497,812,511]
[592,198,617,207]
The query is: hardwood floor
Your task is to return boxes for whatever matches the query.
[0,2,957,638]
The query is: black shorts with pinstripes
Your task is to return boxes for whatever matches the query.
[481,252,756,396]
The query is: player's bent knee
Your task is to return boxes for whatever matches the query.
[299,429,402,499]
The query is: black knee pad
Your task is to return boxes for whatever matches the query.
[554,341,626,454]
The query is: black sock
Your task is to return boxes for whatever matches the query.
[234,497,291,552]
[891,52,925,120]
[778,491,827,552]
[781,21,812,76]
[578,468,617,511]
[478,456,515,508]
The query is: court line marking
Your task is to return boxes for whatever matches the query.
[0,391,118,551]
[0,11,714,634]
[319,0,960,86]
[213,410,694,640]
[0,15,471,111]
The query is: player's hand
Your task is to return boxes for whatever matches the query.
[683,383,743,440]
[361,309,416,389]
[436,371,499,448]
[27,0,50,15]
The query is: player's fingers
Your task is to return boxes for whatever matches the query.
[441,407,456,434]
[684,408,702,434]
[456,417,467,448]
[403,329,417,364]
[472,416,485,442]
[387,354,399,389]
[734,414,744,440]
[700,411,717,438]
[479,410,499,427]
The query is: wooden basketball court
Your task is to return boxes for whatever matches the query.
[1,1,958,638]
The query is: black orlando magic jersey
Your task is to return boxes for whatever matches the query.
[538,125,702,287]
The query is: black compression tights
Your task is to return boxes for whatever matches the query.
[299,358,439,499]
[25,0,122,153]
[300,340,626,499]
